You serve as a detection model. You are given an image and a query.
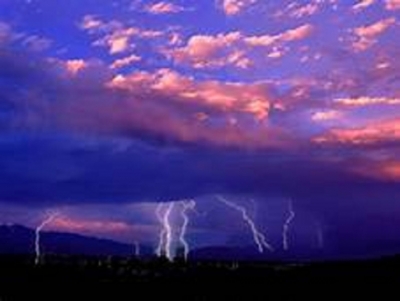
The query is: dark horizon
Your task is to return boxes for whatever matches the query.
[2,223,400,262]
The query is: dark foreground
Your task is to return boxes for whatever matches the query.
[1,255,400,300]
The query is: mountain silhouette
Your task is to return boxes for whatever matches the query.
[0,224,153,257]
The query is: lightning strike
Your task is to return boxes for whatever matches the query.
[282,199,295,251]
[179,200,196,261]
[35,212,59,265]
[155,202,175,261]
[216,195,273,253]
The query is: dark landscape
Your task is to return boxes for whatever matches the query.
[0,225,400,300]
[1,254,400,300]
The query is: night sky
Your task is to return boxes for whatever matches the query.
[0,0,400,258]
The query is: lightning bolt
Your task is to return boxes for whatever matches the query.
[35,212,59,265]
[216,195,273,253]
[155,202,175,261]
[282,199,295,251]
[179,200,196,261]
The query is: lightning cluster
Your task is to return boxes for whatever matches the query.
[155,203,172,259]
[155,200,196,261]
[215,195,273,253]
[30,198,316,264]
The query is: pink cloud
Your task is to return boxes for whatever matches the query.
[379,162,400,181]
[76,68,295,149]
[218,0,257,16]
[145,2,186,14]
[180,32,242,59]
[167,24,313,69]
[64,59,88,75]
[352,0,376,11]
[311,110,343,122]
[274,0,338,19]
[275,2,320,19]
[80,15,105,32]
[279,24,314,42]
[334,96,400,107]
[52,217,132,233]
[385,0,400,10]
[168,32,183,46]
[350,160,400,182]
[110,54,141,69]
[167,31,245,69]
[108,68,273,120]
[17,60,291,149]
[245,24,314,47]
[80,15,164,55]
[351,18,396,52]
[105,36,130,54]
[47,216,158,242]
[54,58,107,79]
[267,47,287,59]
[289,3,320,18]
[313,118,400,145]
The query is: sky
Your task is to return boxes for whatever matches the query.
[0,0,400,258]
